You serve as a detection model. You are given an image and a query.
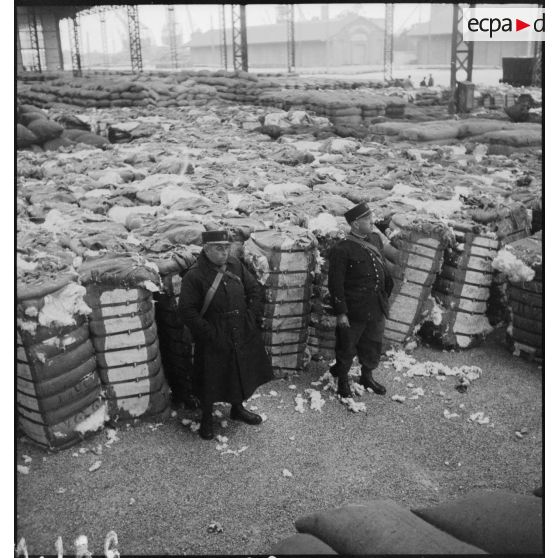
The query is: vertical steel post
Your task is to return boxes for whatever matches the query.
[449,4,474,114]
[219,4,228,70]
[167,5,178,69]
[68,14,82,77]
[99,9,109,68]
[383,3,394,82]
[127,5,143,73]
[231,4,248,71]
[286,4,295,73]
[28,6,42,72]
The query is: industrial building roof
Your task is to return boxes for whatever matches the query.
[188,15,384,47]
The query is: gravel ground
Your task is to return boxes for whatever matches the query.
[16,327,542,556]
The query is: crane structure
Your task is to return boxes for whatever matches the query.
[68,13,82,76]
[285,4,295,73]
[126,5,143,72]
[231,4,248,71]
[167,5,178,69]
[219,4,228,70]
[99,8,109,68]
[383,3,394,83]
[27,6,42,72]
[449,4,474,114]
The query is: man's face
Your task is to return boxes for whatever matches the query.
[353,214,374,235]
[204,243,231,266]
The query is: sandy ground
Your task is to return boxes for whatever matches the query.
[16,327,542,556]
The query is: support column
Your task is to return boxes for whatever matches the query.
[100,9,109,68]
[68,14,82,77]
[38,9,64,71]
[383,3,394,82]
[219,4,228,70]
[28,7,42,72]
[286,4,295,72]
[167,5,178,70]
[231,4,248,71]
[449,4,474,114]
[127,5,143,73]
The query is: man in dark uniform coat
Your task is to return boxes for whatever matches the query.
[328,202,394,398]
[178,230,274,440]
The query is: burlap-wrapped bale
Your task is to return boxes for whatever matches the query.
[243,227,317,375]
[383,213,455,348]
[422,221,499,348]
[16,279,106,451]
[492,231,542,361]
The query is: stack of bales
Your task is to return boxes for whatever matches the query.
[360,99,388,125]
[492,231,542,361]
[306,231,341,363]
[422,221,499,348]
[243,228,317,376]
[16,279,106,451]
[152,253,199,403]
[383,213,455,348]
[80,257,170,422]
[17,104,109,152]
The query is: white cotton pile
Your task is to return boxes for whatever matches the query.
[443,409,460,419]
[264,111,291,128]
[340,397,367,413]
[469,411,491,425]
[294,394,306,413]
[427,297,444,326]
[305,389,326,412]
[492,247,536,283]
[107,205,158,225]
[307,213,340,236]
[262,182,309,199]
[385,349,417,373]
[160,185,210,207]
[321,138,360,154]
[38,283,91,328]
[405,362,482,383]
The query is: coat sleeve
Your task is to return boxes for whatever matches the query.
[177,271,214,341]
[241,262,265,323]
[328,244,349,316]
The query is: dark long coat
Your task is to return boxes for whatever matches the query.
[178,251,274,405]
[328,232,394,340]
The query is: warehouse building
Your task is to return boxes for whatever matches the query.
[188,14,385,68]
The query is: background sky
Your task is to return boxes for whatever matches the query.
[59,3,432,54]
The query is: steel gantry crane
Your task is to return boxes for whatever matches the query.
[219,5,228,70]
[167,5,178,69]
[27,6,42,72]
[449,4,474,114]
[231,4,248,71]
[383,3,394,83]
[127,5,143,73]
[68,12,82,77]
[285,5,295,73]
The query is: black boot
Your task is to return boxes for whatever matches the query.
[199,404,214,440]
[359,369,386,395]
[230,403,262,425]
[337,375,352,398]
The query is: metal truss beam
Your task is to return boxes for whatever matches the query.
[383,3,394,82]
[286,4,295,72]
[219,5,228,70]
[231,4,248,72]
[127,5,143,73]
[99,9,109,68]
[167,5,178,69]
[27,6,42,72]
[68,14,82,77]
[449,4,474,114]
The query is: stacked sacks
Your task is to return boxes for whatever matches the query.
[243,227,318,376]
[151,248,200,404]
[421,220,499,348]
[492,231,542,361]
[16,278,106,450]
[306,213,344,362]
[383,213,455,348]
[79,255,171,421]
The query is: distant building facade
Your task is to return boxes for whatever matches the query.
[188,14,385,68]
[405,4,531,66]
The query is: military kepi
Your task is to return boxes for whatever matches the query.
[202,230,230,244]
[344,202,371,224]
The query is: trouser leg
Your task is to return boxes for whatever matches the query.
[199,401,214,440]
[331,321,366,396]
[355,322,386,394]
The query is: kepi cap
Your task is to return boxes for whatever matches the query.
[202,230,230,244]
[344,202,371,224]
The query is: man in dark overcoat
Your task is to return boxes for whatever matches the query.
[178,230,274,440]
[328,202,394,398]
